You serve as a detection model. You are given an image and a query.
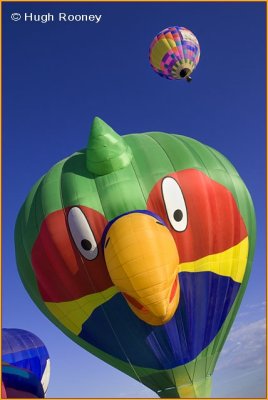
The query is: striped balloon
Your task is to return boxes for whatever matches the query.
[149,26,200,81]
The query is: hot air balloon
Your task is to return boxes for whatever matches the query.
[2,329,50,398]
[15,117,255,398]
[149,26,200,82]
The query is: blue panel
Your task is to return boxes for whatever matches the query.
[2,329,44,353]
[2,352,46,380]
[79,272,240,369]
[2,365,44,398]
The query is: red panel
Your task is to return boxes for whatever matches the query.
[5,388,38,398]
[169,278,178,302]
[122,293,147,312]
[147,169,248,263]
[2,382,7,399]
[31,206,113,302]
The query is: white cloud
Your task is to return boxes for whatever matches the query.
[234,301,266,324]
[212,302,266,398]
[216,317,266,371]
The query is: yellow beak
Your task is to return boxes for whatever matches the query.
[104,212,180,325]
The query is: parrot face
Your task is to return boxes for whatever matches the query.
[16,117,255,396]
[31,166,248,326]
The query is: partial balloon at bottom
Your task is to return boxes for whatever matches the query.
[2,364,45,398]
[2,329,50,398]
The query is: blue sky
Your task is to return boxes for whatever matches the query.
[2,1,266,398]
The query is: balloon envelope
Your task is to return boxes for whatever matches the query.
[149,26,200,80]
[2,329,50,395]
[15,118,255,398]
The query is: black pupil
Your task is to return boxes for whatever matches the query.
[81,239,92,251]
[173,209,183,222]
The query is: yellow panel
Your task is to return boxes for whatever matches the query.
[150,38,175,68]
[45,286,118,335]
[178,237,249,283]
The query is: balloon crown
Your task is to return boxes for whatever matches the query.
[86,117,133,175]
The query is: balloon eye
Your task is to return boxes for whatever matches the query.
[81,239,92,251]
[162,177,188,232]
[68,207,98,260]
[173,209,183,222]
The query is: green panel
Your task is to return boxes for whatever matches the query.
[124,133,175,197]
[94,163,146,220]
[20,176,45,257]
[15,207,44,308]
[36,160,67,223]
[147,133,204,172]
[192,356,208,382]
[173,135,239,177]
[60,152,103,212]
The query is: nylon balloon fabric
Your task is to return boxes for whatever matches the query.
[15,117,256,398]
[149,26,200,80]
[2,329,50,396]
[2,365,45,398]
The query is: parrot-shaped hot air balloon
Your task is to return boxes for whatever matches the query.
[15,117,255,398]
[149,26,200,82]
[2,329,50,398]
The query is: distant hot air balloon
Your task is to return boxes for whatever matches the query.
[2,329,50,398]
[149,26,200,82]
[15,117,255,398]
